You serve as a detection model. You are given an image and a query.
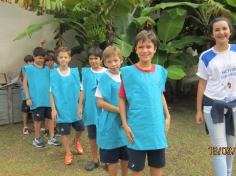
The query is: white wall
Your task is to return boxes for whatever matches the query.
[0,2,56,79]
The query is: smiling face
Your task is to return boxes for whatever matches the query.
[88,55,102,69]
[34,55,45,66]
[212,20,231,45]
[135,39,156,64]
[57,51,71,67]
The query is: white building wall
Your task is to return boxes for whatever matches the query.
[0,2,56,79]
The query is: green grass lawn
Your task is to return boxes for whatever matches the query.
[0,99,235,176]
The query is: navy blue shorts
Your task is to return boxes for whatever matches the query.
[87,125,96,139]
[100,146,128,163]
[57,120,85,135]
[32,107,51,121]
[21,100,30,113]
[127,148,165,172]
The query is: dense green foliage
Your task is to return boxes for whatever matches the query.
[11,0,236,79]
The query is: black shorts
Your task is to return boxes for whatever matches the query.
[127,148,165,172]
[32,107,51,121]
[100,146,128,163]
[57,120,85,135]
[21,100,30,113]
[87,125,96,139]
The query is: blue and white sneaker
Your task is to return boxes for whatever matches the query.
[33,138,45,148]
[48,137,61,146]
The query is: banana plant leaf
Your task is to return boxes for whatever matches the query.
[167,65,186,80]
[226,0,236,7]
[13,18,60,41]
[132,16,156,27]
[141,2,200,16]
[152,51,167,66]
[230,12,236,24]
[109,0,135,17]
[113,37,133,58]
[157,8,186,44]
[13,18,86,41]
[112,13,133,35]
[170,36,210,49]
[159,43,178,54]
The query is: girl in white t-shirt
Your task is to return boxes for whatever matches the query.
[196,17,236,176]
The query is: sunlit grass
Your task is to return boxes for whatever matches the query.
[0,99,235,176]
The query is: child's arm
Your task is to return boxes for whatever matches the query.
[162,94,171,134]
[78,90,84,117]
[196,78,206,124]
[97,98,119,113]
[119,97,134,144]
[50,92,57,120]
[23,74,32,106]
[18,69,23,85]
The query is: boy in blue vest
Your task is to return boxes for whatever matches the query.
[50,47,84,165]
[78,46,106,171]
[23,47,61,148]
[19,55,34,135]
[119,30,171,176]
[96,46,128,176]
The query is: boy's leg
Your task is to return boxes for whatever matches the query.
[47,119,55,138]
[90,139,99,161]
[120,160,128,176]
[61,135,71,154]
[147,149,165,176]
[72,120,85,154]
[44,107,61,146]
[23,112,28,127]
[34,120,41,138]
[85,125,99,171]
[32,108,44,148]
[88,125,99,162]
[108,163,118,176]
[119,146,128,176]
[150,168,161,176]
[22,100,30,134]
[58,123,73,165]
[100,148,120,176]
[127,148,146,176]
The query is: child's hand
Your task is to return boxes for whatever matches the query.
[196,111,204,124]
[123,124,134,144]
[78,106,83,117]
[165,115,171,134]
[51,108,57,120]
[26,99,32,106]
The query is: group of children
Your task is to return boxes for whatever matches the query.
[19,30,171,176]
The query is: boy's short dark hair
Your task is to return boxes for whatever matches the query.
[135,30,158,49]
[88,46,103,59]
[56,47,71,57]
[33,47,47,57]
[24,55,34,63]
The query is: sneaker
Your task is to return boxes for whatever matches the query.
[40,127,46,133]
[64,153,73,165]
[33,138,45,148]
[48,137,61,146]
[75,140,84,155]
[23,127,29,135]
[84,161,99,171]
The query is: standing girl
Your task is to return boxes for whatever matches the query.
[196,17,236,176]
